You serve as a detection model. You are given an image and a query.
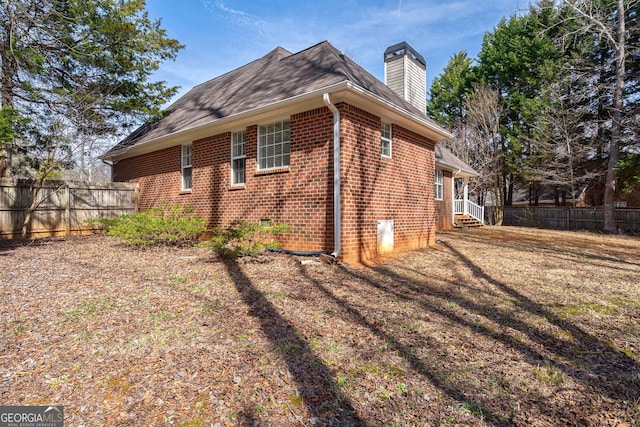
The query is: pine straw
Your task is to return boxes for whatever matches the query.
[1,226,639,426]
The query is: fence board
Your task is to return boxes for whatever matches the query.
[503,206,640,232]
[0,178,138,239]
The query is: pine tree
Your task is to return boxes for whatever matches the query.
[0,0,183,236]
[0,0,183,178]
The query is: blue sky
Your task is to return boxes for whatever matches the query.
[146,0,529,105]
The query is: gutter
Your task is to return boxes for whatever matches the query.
[323,93,341,258]
[103,81,352,161]
[101,159,114,181]
[104,80,453,162]
[343,82,454,140]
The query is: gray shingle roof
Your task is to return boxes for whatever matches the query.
[104,41,442,158]
[435,144,479,176]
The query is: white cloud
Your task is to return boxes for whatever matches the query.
[148,0,528,103]
[201,0,268,35]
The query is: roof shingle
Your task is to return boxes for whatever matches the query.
[435,144,479,176]
[105,41,438,157]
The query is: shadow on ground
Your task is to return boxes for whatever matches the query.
[221,257,366,426]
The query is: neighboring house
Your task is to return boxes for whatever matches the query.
[580,185,640,208]
[510,185,640,208]
[103,41,477,264]
[511,187,586,207]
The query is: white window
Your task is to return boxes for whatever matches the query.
[181,144,192,191]
[381,123,392,158]
[258,120,290,170]
[435,169,443,200]
[231,131,246,185]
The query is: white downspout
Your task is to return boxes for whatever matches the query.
[103,159,115,182]
[323,93,341,257]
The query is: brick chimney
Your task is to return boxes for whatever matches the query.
[384,42,427,114]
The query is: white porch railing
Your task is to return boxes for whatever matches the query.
[454,199,485,224]
[454,199,464,216]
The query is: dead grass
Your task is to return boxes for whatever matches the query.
[1,226,639,426]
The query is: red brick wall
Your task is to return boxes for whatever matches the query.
[582,186,640,208]
[435,170,453,230]
[339,104,436,264]
[113,103,437,263]
[619,190,640,208]
[113,145,184,207]
[114,107,334,252]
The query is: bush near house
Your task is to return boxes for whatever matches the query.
[206,220,290,258]
[95,205,206,247]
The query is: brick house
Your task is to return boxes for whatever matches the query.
[103,41,478,264]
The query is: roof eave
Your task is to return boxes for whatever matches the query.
[102,81,352,161]
[435,160,479,178]
[338,82,453,142]
[104,80,453,161]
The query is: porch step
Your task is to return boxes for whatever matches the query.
[454,215,483,228]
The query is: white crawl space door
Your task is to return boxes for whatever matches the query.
[377,220,394,254]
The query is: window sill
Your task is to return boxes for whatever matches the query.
[229,184,246,191]
[180,189,192,195]
[255,166,290,176]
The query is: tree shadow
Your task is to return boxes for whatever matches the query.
[345,241,640,405]
[438,241,639,395]
[0,237,58,255]
[443,228,640,269]
[294,262,508,425]
[220,257,365,426]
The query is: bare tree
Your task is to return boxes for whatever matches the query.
[454,84,505,224]
[527,78,599,213]
[562,0,630,232]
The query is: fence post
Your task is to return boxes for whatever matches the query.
[134,183,140,212]
[64,183,71,236]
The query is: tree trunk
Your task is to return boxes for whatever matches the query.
[603,0,626,233]
[0,2,17,178]
[21,180,44,239]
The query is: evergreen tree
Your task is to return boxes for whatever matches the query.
[427,51,473,130]
[475,1,564,206]
[0,0,183,236]
[0,0,183,179]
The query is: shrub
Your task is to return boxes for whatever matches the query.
[207,220,290,257]
[95,205,206,247]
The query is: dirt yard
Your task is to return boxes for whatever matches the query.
[1,226,639,426]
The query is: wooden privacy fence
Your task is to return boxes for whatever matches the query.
[0,178,138,239]
[503,206,640,232]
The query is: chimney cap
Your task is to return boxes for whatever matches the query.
[384,41,426,67]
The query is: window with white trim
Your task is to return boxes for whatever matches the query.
[258,120,290,170]
[435,169,443,200]
[381,123,392,158]
[181,144,192,191]
[231,131,246,185]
